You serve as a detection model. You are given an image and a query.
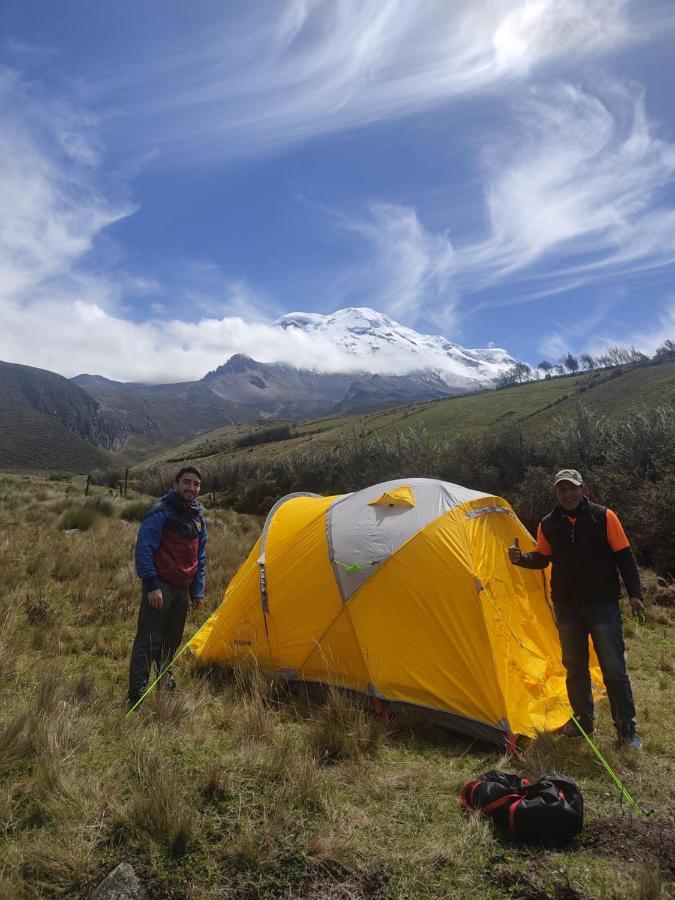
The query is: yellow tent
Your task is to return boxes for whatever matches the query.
[192,477,596,748]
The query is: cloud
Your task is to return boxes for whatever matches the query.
[586,296,675,357]
[1,290,472,382]
[0,67,135,304]
[90,0,638,159]
[2,4,672,382]
[537,294,622,361]
[0,67,299,381]
[178,263,280,322]
[537,292,675,362]
[458,80,675,297]
[336,202,457,328]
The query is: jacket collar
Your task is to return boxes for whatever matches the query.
[553,495,589,520]
[162,489,201,515]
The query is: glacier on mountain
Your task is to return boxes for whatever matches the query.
[275,307,516,389]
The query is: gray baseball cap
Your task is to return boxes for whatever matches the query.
[554,469,583,487]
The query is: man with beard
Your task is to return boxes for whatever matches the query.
[128,466,207,708]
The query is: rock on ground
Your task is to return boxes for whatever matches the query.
[91,862,147,900]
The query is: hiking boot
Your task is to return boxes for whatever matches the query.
[559,717,596,739]
[617,723,641,749]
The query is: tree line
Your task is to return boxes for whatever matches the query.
[496,339,675,388]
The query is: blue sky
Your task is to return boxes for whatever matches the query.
[1,0,674,383]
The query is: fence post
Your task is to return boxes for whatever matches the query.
[85,474,90,496]
[124,468,129,497]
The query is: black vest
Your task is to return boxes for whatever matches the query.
[540,499,620,605]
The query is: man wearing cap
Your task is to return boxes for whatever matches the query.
[508,469,644,749]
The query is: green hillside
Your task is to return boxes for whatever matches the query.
[0,392,113,472]
[143,360,675,470]
[0,360,118,472]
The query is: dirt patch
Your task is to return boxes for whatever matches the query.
[494,867,583,900]
[582,814,675,877]
[293,861,390,898]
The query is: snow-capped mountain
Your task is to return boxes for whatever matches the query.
[9,306,521,464]
[275,307,516,390]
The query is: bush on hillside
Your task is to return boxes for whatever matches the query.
[233,424,293,449]
[133,403,675,576]
[85,495,115,517]
[59,507,98,531]
[120,500,151,522]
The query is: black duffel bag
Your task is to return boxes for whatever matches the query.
[459,770,583,845]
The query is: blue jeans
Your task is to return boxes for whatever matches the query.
[554,601,636,729]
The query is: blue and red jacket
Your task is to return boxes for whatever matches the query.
[135,490,207,598]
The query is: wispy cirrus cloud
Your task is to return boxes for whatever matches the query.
[584,296,675,358]
[336,202,457,329]
[456,80,675,299]
[330,77,675,334]
[90,0,639,159]
[0,67,133,302]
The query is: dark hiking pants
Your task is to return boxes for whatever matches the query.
[554,600,636,730]
[128,580,189,705]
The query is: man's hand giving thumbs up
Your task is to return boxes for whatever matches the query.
[508,536,522,564]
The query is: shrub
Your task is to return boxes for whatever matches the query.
[134,403,674,575]
[85,495,114,517]
[58,507,98,531]
[120,500,150,522]
[233,424,293,448]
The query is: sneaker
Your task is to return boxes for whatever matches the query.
[559,717,596,739]
[617,724,641,749]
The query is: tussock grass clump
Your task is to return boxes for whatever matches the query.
[633,865,664,900]
[47,495,76,514]
[518,728,611,782]
[143,686,192,723]
[0,608,18,682]
[120,499,150,522]
[227,662,282,742]
[129,761,196,857]
[200,767,232,804]
[73,672,97,704]
[59,506,98,531]
[24,594,55,627]
[84,495,115,517]
[307,687,389,765]
[0,670,78,780]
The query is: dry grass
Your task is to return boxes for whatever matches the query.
[0,473,673,898]
[129,755,197,857]
[307,686,390,765]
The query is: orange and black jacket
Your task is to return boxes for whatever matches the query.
[515,498,642,605]
[135,490,207,598]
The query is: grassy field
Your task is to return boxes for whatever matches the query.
[143,360,675,473]
[0,474,673,898]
